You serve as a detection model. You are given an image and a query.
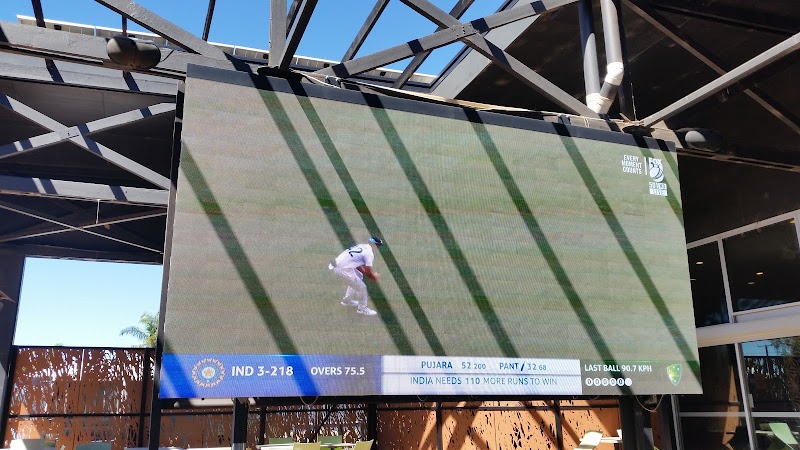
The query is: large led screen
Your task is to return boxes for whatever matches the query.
[160,64,701,398]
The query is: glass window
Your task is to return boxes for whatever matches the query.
[688,242,729,326]
[680,416,749,450]
[742,337,800,449]
[742,337,800,412]
[680,345,743,413]
[752,417,800,450]
[679,345,748,450]
[723,220,800,312]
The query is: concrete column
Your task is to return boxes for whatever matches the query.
[0,250,25,439]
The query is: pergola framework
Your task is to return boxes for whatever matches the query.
[0,1,799,449]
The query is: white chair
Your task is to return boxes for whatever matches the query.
[576,431,603,450]
[11,439,46,450]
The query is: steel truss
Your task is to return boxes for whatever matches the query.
[0,0,794,140]
[624,0,800,136]
[0,92,170,254]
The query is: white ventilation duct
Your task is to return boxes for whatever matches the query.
[588,0,625,114]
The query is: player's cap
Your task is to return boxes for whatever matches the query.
[369,236,384,246]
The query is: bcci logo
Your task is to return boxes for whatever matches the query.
[666,363,682,386]
[192,357,225,388]
[648,158,664,182]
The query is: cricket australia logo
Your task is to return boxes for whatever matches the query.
[192,357,226,388]
[666,363,682,386]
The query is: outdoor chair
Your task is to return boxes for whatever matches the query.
[352,440,374,450]
[11,439,45,450]
[576,431,603,450]
[319,436,343,450]
[292,443,320,450]
[269,438,294,445]
[766,422,799,450]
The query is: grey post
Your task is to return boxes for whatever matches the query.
[0,251,25,441]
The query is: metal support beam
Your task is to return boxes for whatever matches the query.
[0,209,166,244]
[94,0,227,59]
[398,0,596,115]
[612,0,635,118]
[392,0,475,88]
[29,0,63,80]
[0,251,24,443]
[202,0,217,41]
[429,0,550,98]
[279,0,318,69]
[343,0,390,62]
[650,0,800,36]
[232,398,249,450]
[320,0,572,76]
[286,0,303,32]
[0,94,171,189]
[0,175,168,206]
[0,53,178,95]
[0,242,160,262]
[269,0,287,66]
[0,199,163,253]
[464,35,597,115]
[624,0,800,135]
[0,21,240,77]
[0,103,176,161]
[641,32,800,126]
[620,397,639,450]
[0,198,157,252]
[30,0,46,28]
[0,93,63,130]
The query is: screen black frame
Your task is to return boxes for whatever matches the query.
[156,63,683,403]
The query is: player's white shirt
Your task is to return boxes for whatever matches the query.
[333,244,374,269]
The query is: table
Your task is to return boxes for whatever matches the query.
[599,435,622,450]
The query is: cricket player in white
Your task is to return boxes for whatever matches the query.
[328,237,383,316]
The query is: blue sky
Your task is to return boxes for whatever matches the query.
[3,0,505,73]
[3,0,504,347]
[15,258,163,347]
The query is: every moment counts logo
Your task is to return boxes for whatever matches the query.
[621,154,668,197]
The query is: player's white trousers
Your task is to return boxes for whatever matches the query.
[331,267,367,307]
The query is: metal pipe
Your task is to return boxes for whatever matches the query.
[589,0,625,114]
[578,0,601,103]
[600,0,622,65]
